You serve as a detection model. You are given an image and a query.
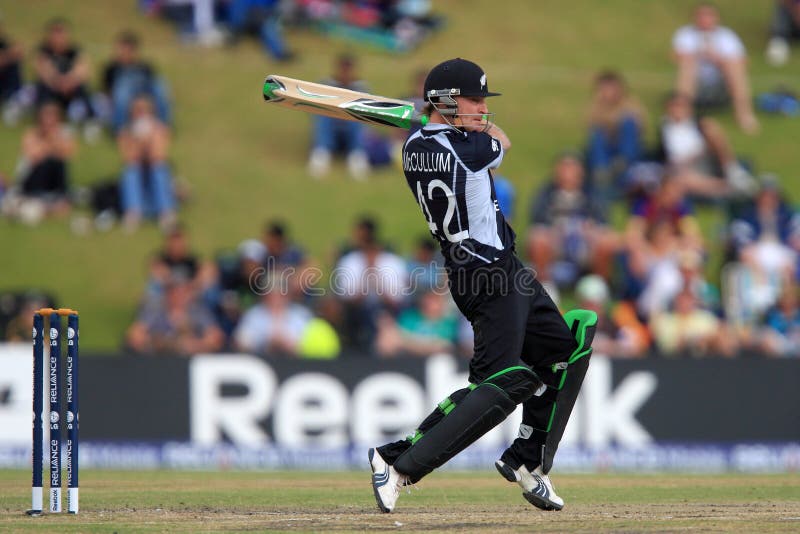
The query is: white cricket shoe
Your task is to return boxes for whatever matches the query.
[368,448,408,513]
[495,460,564,511]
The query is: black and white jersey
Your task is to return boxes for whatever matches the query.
[402,123,516,270]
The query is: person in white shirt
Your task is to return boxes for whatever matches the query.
[233,287,313,356]
[672,3,759,133]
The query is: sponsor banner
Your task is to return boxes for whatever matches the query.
[2,345,799,472]
[2,443,799,473]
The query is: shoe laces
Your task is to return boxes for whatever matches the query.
[401,478,418,494]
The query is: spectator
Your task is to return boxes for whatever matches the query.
[210,238,267,342]
[3,296,49,342]
[148,224,215,295]
[101,30,172,133]
[527,152,620,285]
[143,0,225,46]
[626,173,703,254]
[233,285,314,356]
[334,216,407,350]
[671,3,759,133]
[0,21,22,109]
[624,175,704,315]
[261,219,314,297]
[307,54,370,180]
[657,92,756,198]
[225,0,293,61]
[407,236,444,294]
[765,0,800,66]
[575,274,650,358]
[650,288,737,356]
[724,177,799,328]
[126,275,224,355]
[263,219,306,267]
[586,70,645,197]
[118,95,176,231]
[760,285,800,357]
[729,176,800,277]
[2,101,76,224]
[376,290,458,357]
[33,18,101,140]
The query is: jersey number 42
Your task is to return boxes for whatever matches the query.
[416,180,469,243]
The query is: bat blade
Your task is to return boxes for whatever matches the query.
[263,75,426,129]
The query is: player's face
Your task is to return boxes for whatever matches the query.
[455,96,488,131]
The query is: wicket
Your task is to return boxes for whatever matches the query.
[27,308,79,516]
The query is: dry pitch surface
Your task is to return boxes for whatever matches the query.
[1,470,799,532]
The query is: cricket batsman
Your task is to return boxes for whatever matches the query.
[369,58,598,513]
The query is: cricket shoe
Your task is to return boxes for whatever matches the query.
[495,460,564,511]
[368,448,408,513]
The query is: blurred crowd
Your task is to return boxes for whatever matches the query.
[0,18,179,230]
[1,2,799,359]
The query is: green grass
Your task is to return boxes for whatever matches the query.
[1,1,799,350]
[1,470,799,532]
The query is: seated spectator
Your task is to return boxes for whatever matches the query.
[33,18,100,140]
[0,21,22,109]
[624,176,705,315]
[225,0,293,61]
[117,95,176,230]
[263,219,306,267]
[671,3,759,133]
[724,177,799,329]
[407,236,445,294]
[307,54,370,180]
[143,0,225,46]
[765,0,800,66]
[233,285,314,356]
[657,92,756,198]
[637,246,719,321]
[650,288,737,357]
[760,285,800,357]
[626,173,703,255]
[101,30,172,133]
[2,295,50,342]
[148,224,215,294]
[2,101,76,224]
[334,216,407,350]
[586,70,645,196]
[729,176,800,278]
[575,275,650,358]
[210,238,268,342]
[261,219,314,297]
[126,275,224,355]
[375,290,458,357]
[527,152,620,285]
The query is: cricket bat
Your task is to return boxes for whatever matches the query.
[262,74,427,129]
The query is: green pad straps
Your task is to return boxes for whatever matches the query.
[542,309,598,432]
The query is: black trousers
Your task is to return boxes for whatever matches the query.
[21,157,68,197]
[379,253,578,468]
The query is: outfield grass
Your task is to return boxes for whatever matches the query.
[0,470,799,532]
[1,1,799,350]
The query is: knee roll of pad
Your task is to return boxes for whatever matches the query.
[482,365,546,404]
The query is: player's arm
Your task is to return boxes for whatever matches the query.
[486,122,511,151]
